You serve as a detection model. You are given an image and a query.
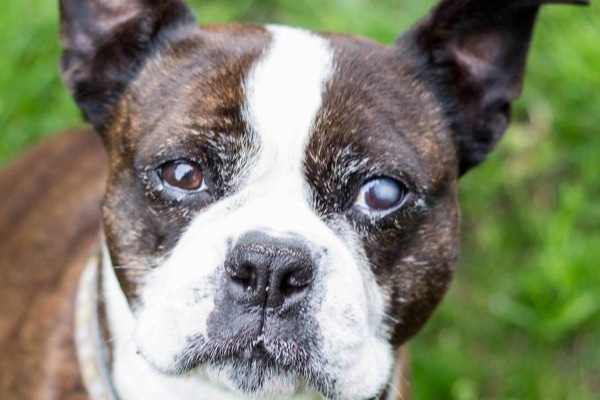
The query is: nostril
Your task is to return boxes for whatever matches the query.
[230,262,257,290]
[279,269,314,297]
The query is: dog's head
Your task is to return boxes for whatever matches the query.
[59,0,587,398]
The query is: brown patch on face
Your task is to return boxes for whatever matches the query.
[100,24,271,305]
[306,33,460,345]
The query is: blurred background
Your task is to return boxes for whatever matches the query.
[0,0,598,398]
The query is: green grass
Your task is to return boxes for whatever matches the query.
[1,1,599,399]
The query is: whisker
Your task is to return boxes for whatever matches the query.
[386,380,406,400]
[381,311,401,325]
[112,266,151,271]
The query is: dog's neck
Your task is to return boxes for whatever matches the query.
[74,237,405,400]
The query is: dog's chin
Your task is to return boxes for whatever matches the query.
[207,352,311,397]
[139,338,328,398]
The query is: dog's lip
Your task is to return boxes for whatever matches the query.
[239,341,271,361]
[230,336,302,367]
[139,336,329,396]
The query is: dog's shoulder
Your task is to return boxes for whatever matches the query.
[0,130,106,399]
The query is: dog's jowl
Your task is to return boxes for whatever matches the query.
[0,0,589,399]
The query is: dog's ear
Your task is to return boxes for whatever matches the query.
[396,0,588,174]
[59,0,196,130]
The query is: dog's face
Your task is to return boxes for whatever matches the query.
[59,0,587,398]
[101,25,460,398]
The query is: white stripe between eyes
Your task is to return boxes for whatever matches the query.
[242,25,333,199]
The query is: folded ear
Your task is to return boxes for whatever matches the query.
[396,0,589,174]
[59,0,196,130]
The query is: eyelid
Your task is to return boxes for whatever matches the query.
[353,176,410,217]
[156,159,207,193]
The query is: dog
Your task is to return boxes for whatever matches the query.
[0,0,589,399]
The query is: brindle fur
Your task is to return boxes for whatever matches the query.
[0,0,589,398]
[0,131,107,398]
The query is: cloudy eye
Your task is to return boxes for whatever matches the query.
[355,177,408,215]
[157,160,205,192]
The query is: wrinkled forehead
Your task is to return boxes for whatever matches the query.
[125,24,452,186]
[133,25,337,133]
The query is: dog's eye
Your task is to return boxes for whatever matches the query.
[158,160,205,192]
[355,177,408,214]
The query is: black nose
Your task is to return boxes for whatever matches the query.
[224,233,316,309]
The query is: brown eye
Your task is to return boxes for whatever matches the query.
[355,177,407,214]
[158,160,205,192]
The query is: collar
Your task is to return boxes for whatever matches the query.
[75,246,119,400]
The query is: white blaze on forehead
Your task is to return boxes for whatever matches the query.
[243,25,333,199]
